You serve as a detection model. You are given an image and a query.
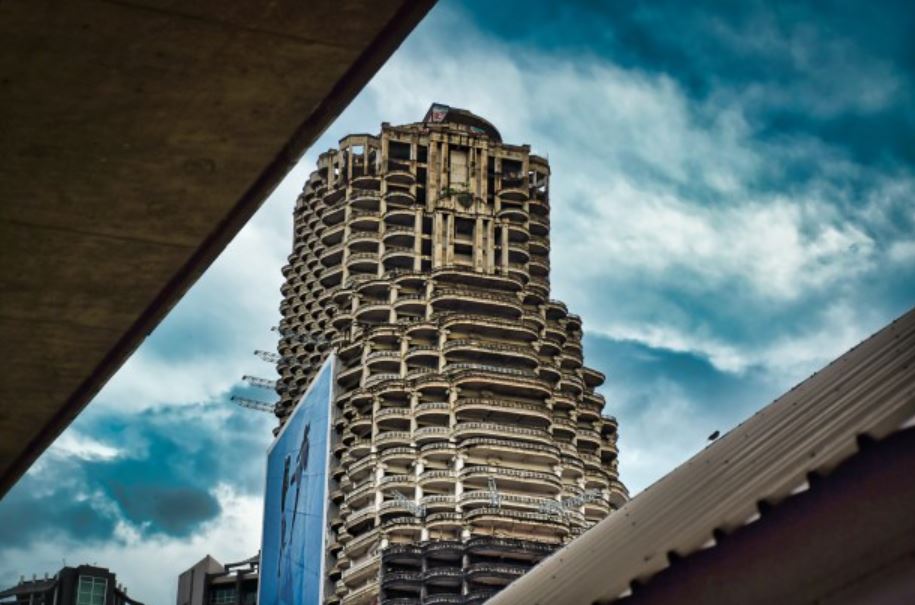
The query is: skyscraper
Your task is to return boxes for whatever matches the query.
[275,104,626,605]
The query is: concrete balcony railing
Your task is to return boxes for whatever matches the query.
[453,422,552,445]
[341,554,380,583]
[375,431,412,447]
[414,426,450,442]
[454,398,550,421]
[415,401,449,414]
[461,465,561,488]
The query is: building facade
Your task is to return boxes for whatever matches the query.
[274,104,626,604]
[0,565,142,605]
[176,554,258,605]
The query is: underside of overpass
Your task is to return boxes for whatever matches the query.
[0,0,437,497]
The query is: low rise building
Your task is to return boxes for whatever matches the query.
[0,564,142,605]
[176,554,258,605]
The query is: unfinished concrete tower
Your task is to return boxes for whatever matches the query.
[275,104,626,605]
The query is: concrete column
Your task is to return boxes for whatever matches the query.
[414,208,423,271]
[433,212,444,268]
[474,216,484,272]
[500,220,509,273]
[486,219,495,273]
[445,213,455,265]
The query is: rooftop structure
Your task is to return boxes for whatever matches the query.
[274,104,625,604]
[0,564,143,605]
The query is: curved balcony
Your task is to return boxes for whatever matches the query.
[507,242,531,264]
[551,416,576,437]
[365,349,400,373]
[463,507,568,535]
[425,511,462,530]
[463,591,497,605]
[576,428,602,447]
[498,177,529,202]
[378,446,415,466]
[384,188,415,207]
[422,566,462,586]
[422,540,463,561]
[419,440,455,460]
[460,491,549,512]
[349,210,381,233]
[423,595,462,605]
[414,401,451,420]
[383,229,415,252]
[346,251,380,274]
[324,185,346,205]
[454,398,550,423]
[497,204,527,223]
[420,494,456,512]
[414,426,450,444]
[537,362,561,383]
[341,554,380,584]
[579,452,602,471]
[558,374,584,397]
[581,366,606,388]
[347,233,380,255]
[376,406,411,424]
[465,536,555,557]
[382,543,421,566]
[336,363,363,389]
[321,224,345,246]
[461,466,561,492]
[447,364,552,397]
[331,311,354,332]
[384,208,416,227]
[384,161,415,185]
[375,430,412,449]
[381,515,422,536]
[431,266,524,292]
[322,203,346,227]
[453,422,551,446]
[465,562,527,585]
[344,504,376,531]
[351,172,380,190]
[403,346,438,367]
[393,293,426,314]
[528,258,549,278]
[459,438,559,468]
[560,352,583,370]
[380,570,421,591]
[430,288,522,318]
[418,469,456,489]
[319,264,344,288]
[382,246,415,269]
[443,339,539,368]
[441,314,538,342]
[528,214,549,236]
[343,586,381,605]
[364,372,402,389]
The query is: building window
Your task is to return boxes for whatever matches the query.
[77,576,107,605]
[210,587,236,604]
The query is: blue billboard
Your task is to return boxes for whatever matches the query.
[259,356,337,605]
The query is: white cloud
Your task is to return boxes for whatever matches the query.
[48,432,121,462]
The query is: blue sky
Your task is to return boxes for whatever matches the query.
[3,2,915,603]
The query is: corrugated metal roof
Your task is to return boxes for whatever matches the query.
[489,305,915,605]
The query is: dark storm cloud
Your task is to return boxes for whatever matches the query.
[0,462,118,548]
[466,0,915,171]
[0,393,273,545]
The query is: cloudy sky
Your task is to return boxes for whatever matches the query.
[3,2,915,603]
